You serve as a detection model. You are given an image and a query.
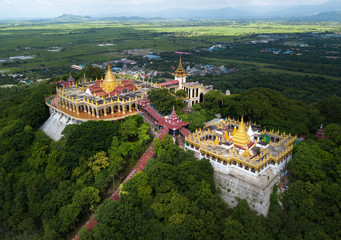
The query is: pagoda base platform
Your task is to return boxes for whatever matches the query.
[46,98,138,122]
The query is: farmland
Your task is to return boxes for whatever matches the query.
[0,20,340,74]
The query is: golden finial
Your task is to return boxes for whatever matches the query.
[213,136,219,146]
[231,127,237,136]
[243,146,250,158]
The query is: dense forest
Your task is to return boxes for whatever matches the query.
[147,87,341,136]
[1,76,340,239]
[0,82,151,239]
[192,71,341,104]
[79,133,341,240]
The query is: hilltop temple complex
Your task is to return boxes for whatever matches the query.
[42,57,297,216]
[45,57,212,125]
[43,58,199,140]
[185,117,296,215]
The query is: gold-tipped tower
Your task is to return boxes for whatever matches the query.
[232,117,251,147]
[173,56,188,77]
[101,60,120,93]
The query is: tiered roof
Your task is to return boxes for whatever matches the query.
[81,74,87,84]
[158,107,190,130]
[315,124,328,139]
[231,117,251,147]
[138,92,150,107]
[173,57,188,77]
[67,73,75,82]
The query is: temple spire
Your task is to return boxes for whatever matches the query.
[232,117,251,147]
[102,59,119,93]
[173,56,188,77]
[82,73,87,84]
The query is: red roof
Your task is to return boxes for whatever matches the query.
[144,105,164,122]
[114,86,124,91]
[109,91,118,96]
[121,80,133,86]
[61,82,72,88]
[315,124,328,139]
[138,93,150,107]
[157,80,179,87]
[95,91,107,97]
[157,108,190,130]
[89,85,102,91]
[179,127,191,137]
[157,127,169,140]
[94,80,102,86]
[125,85,137,91]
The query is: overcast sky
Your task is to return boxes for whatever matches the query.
[0,0,331,19]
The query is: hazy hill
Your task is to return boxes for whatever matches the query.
[300,11,341,21]
[270,0,341,17]
[53,14,92,22]
[152,7,249,18]
[139,0,341,19]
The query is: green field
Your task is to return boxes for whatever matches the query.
[201,57,341,81]
[1,20,340,75]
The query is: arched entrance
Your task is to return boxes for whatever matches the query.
[199,93,204,103]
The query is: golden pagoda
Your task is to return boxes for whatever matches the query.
[232,117,251,147]
[224,130,230,141]
[101,60,120,93]
[213,136,219,146]
[243,146,251,157]
[231,127,237,136]
[173,57,188,77]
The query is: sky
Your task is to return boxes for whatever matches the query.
[0,0,332,19]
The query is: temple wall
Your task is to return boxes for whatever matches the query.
[40,109,79,141]
[185,145,291,216]
[214,170,278,216]
[213,156,290,216]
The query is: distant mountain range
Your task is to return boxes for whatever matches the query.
[140,0,341,19]
[53,14,92,22]
[298,11,341,21]
[52,14,162,22]
[50,0,341,22]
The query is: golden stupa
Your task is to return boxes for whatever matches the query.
[243,146,251,157]
[224,130,230,141]
[173,56,188,77]
[231,127,237,136]
[232,117,251,147]
[101,61,120,93]
[213,135,219,146]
